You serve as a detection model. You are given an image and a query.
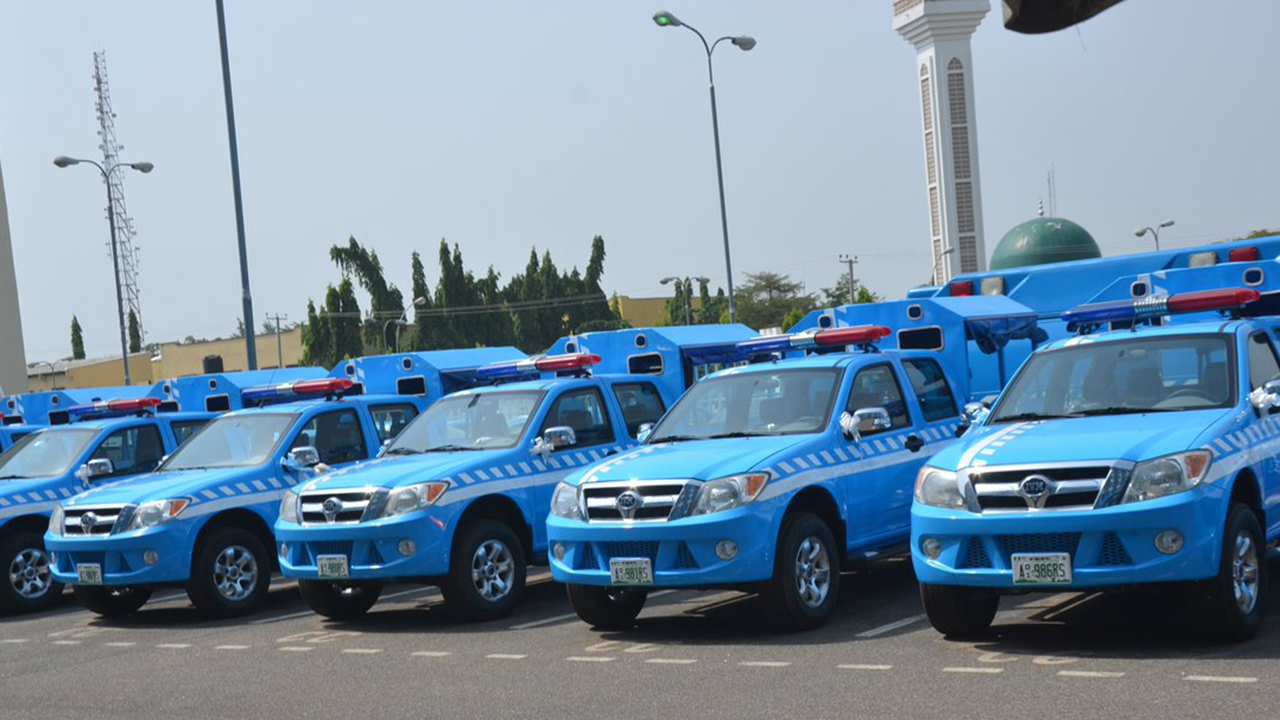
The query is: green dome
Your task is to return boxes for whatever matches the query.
[989,217,1101,270]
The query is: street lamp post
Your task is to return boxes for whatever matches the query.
[384,297,427,354]
[661,276,710,325]
[653,10,754,324]
[53,155,153,385]
[1134,220,1176,251]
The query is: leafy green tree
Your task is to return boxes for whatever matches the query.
[127,310,142,353]
[301,300,332,367]
[70,316,85,360]
[334,277,364,360]
[735,272,816,330]
[409,251,436,351]
[331,236,404,352]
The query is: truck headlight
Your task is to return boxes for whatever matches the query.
[691,473,770,516]
[279,489,300,524]
[373,482,448,520]
[48,505,65,536]
[550,482,582,520]
[1123,451,1211,504]
[914,467,967,510]
[125,498,191,532]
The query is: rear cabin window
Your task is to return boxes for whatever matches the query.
[170,420,210,445]
[627,353,664,375]
[903,358,959,421]
[611,382,667,437]
[1247,332,1280,390]
[369,403,419,444]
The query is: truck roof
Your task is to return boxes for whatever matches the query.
[1040,318,1260,350]
[223,393,419,416]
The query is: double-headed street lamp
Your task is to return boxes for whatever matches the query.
[653,10,754,324]
[53,155,153,385]
[1135,219,1175,251]
[385,297,427,354]
[661,275,710,325]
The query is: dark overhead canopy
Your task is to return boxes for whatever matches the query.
[1002,0,1128,34]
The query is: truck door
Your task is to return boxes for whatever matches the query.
[534,387,626,546]
[1246,331,1280,538]
[87,424,166,480]
[842,362,928,544]
[284,409,371,487]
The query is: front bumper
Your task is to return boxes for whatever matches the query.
[275,510,452,581]
[546,503,778,588]
[910,486,1224,589]
[45,522,196,586]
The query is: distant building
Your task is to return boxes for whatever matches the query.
[611,295,701,329]
[989,217,1101,270]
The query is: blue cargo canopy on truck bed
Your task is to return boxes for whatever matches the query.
[329,347,528,398]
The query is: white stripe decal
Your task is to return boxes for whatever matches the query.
[474,470,490,482]
[958,422,1027,469]
[252,480,268,492]
[202,490,219,500]
[235,483,251,494]
[459,473,475,485]
[220,486,236,497]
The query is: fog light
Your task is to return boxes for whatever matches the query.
[552,543,566,561]
[715,539,738,561]
[921,537,942,559]
[1154,530,1184,555]
[398,539,416,557]
[279,543,288,558]
[143,550,159,566]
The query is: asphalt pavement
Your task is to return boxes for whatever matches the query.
[1,556,1277,719]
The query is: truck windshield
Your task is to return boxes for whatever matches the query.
[650,368,841,442]
[386,391,542,453]
[990,334,1234,422]
[0,429,97,480]
[160,413,298,470]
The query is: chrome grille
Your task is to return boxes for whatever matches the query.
[581,480,695,522]
[299,488,378,525]
[63,505,126,535]
[965,464,1118,512]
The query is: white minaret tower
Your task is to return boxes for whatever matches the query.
[0,157,28,395]
[894,0,990,284]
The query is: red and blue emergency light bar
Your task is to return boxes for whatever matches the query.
[66,397,164,420]
[473,353,601,381]
[241,378,354,405]
[1061,287,1261,327]
[736,325,892,355]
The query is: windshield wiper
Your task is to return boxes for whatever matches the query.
[422,445,482,452]
[705,431,773,439]
[382,447,422,456]
[1074,406,1181,417]
[0,475,29,480]
[649,435,706,444]
[991,412,1080,423]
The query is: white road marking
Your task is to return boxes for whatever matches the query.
[279,646,314,652]
[942,667,1003,674]
[1,638,30,644]
[148,592,189,604]
[103,642,136,647]
[1186,675,1258,684]
[1058,671,1124,679]
[855,614,927,638]
[566,656,615,663]
[510,612,580,630]
[216,645,250,650]
[380,587,438,602]
[155,643,191,649]
[646,658,698,665]
[342,648,383,655]
[740,661,791,668]
[486,653,527,660]
[249,587,436,625]
[411,651,452,658]
[51,641,81,646]
[839,664,893,671]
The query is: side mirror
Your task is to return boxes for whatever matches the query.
[637,423,654,443]
[842,408,891,440]
[81,458,114,480]
[282,446,321,473]
[543,426,577,449]
[1249,380,1280,411]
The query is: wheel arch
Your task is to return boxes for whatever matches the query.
[190,507,277,568]
[454,493,533,564]
[782,485,847,561]
[0,513,52,537]
[1228,468,1265,530]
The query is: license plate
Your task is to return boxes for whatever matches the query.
[316,554,350,580]
[77,564,103,585]
[609,558,653,586]
[1011,552,1072,585]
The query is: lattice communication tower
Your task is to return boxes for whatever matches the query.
[93,50,144,339]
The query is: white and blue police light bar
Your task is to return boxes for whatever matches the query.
[472,353,602,381]
[241,378,353,405]
[736,325,892,354]
[1060,287,1261,326]
[67,397,164,420]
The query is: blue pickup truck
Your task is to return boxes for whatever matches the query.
[274,352,684,621]
[0,398,213,614]
[912,288,1278,641]
[547,326,968,630]
[45,379,430,618]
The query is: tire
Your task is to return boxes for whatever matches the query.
[758,512,841,631]
[186,526,271,618]
[440,519,527,621]
[567,584,649,629]
[73,585,153,617]
[920,583,999,638]
[1189,502,1267,643]
[0,531,63,614]
[298,579,383,621]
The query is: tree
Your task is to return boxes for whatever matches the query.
[70,316,85,360]
[331,236,404,352]
[334,277,364,361]
[300,300,332,367]
[409,251,436,351]
[735,271,816,330]
[819,279,881,307]
[127,310,142,353]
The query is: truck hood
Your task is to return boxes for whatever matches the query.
[931,409,1235,470]
[304,449,515,492]
[568,436,804,487]
[65,466,268,507]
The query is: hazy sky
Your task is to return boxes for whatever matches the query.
[2,1,1277,362]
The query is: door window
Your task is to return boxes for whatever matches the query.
[540,388,614,449]
[369,403,419,444]
[845,364,911,435]
[903,359,959,421]
[170,420,210,446]
[293,410,368,465]
[611,382,666,437]
[91,425,165,477]
[1247,332,1280,389]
